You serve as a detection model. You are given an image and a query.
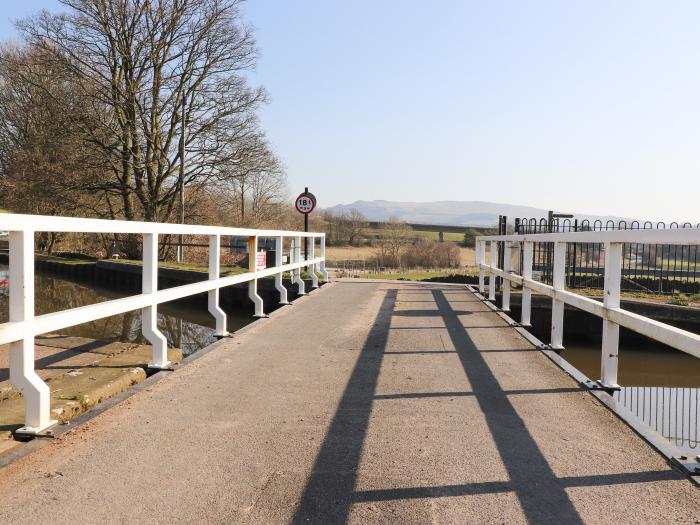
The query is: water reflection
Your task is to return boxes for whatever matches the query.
[0,265,251,355]
[561,342,700,388]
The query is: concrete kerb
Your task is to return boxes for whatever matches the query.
[0,280,334,471]
[466,284,700,486]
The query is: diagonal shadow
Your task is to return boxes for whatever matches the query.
[373,387,583,400]
[431,288,584,525]
[0,338,115,383]
[351,469,679,502]
[294,285,675,523]
[292,289,397,523]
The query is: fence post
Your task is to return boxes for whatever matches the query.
[293,236,305,295]
[274,236,289,304]
[248,235,264,317]
[307,235,319,289]
[489,240,497,302]
[208,234,228,337]
[319,235,329,280]
[478,241,485,293]
[550,241,566,350]
[142,233,170,368]
[600,242,622,388]
[521,241,533,327]
[9,229,55,433]
[502,241,511,311]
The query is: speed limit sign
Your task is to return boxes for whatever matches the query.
[295,191,316,215]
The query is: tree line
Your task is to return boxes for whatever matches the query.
[0,0,287,257]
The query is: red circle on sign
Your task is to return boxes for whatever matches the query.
[295,192,316,214]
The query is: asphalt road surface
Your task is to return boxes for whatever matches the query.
[0,280,697,524]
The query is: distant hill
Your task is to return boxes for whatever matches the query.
[324,200,628,227]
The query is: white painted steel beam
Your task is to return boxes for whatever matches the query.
[292,236,305,295]
[521,242,533,326]
[248,236,264,317]
[318,236,329,281]
[600,242,622,388]
[274,236,289,305]
[0,213,322,238]
[502,242,512,312]
[308,237,319,289]
[208,235,228,337]
[488,241,497,302]
[9,230,56,434]
[477,241,485,293]
[550,242,566,350]
[142,233,170,368]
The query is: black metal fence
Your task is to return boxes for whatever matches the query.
[514,217,700,294]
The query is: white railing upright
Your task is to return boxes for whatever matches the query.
[0,214,327,435]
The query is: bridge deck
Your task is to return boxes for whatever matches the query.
[0,280,697,524]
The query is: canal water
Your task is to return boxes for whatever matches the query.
[0,264,255,355]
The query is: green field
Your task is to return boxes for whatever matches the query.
[413,231,465,242]
[359,270,478,281]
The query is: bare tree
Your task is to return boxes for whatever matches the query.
[322,209,368,245]
[373,218,412,267]
[0,45,109,230]
[17,0,267,222]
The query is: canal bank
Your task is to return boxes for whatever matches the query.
[0,335,182,454]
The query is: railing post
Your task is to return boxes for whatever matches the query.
[488,241,497,301]
[248,235,264,317]
[142,233,170,368]
[9,229,56,434]
[600,242,622,388]
[478,241,485,293]
[502,241,512,311]
[208,234,228,337]
[274,236,289,304]
[307,235,319,289]
[318,235,329,280]
[293,235,305,295]
[521,241,533,327]
[550,241,566,350]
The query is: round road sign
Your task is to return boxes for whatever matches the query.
[295,192,316,215]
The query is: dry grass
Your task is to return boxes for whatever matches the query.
[325,245,377,261]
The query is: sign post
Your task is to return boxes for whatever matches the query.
[295,187,316,260]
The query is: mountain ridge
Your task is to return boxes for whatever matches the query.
[324,200,630,227]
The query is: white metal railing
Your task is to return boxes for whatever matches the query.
[476,229,700,390]
[0,214,328,435]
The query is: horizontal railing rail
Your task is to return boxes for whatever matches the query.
[476,230,700,384]
[0,214,328,435]
[477,229,700,456]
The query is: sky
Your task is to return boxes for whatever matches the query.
[2,1,700,221]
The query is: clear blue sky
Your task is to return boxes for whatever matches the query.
[3,1,700,221]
